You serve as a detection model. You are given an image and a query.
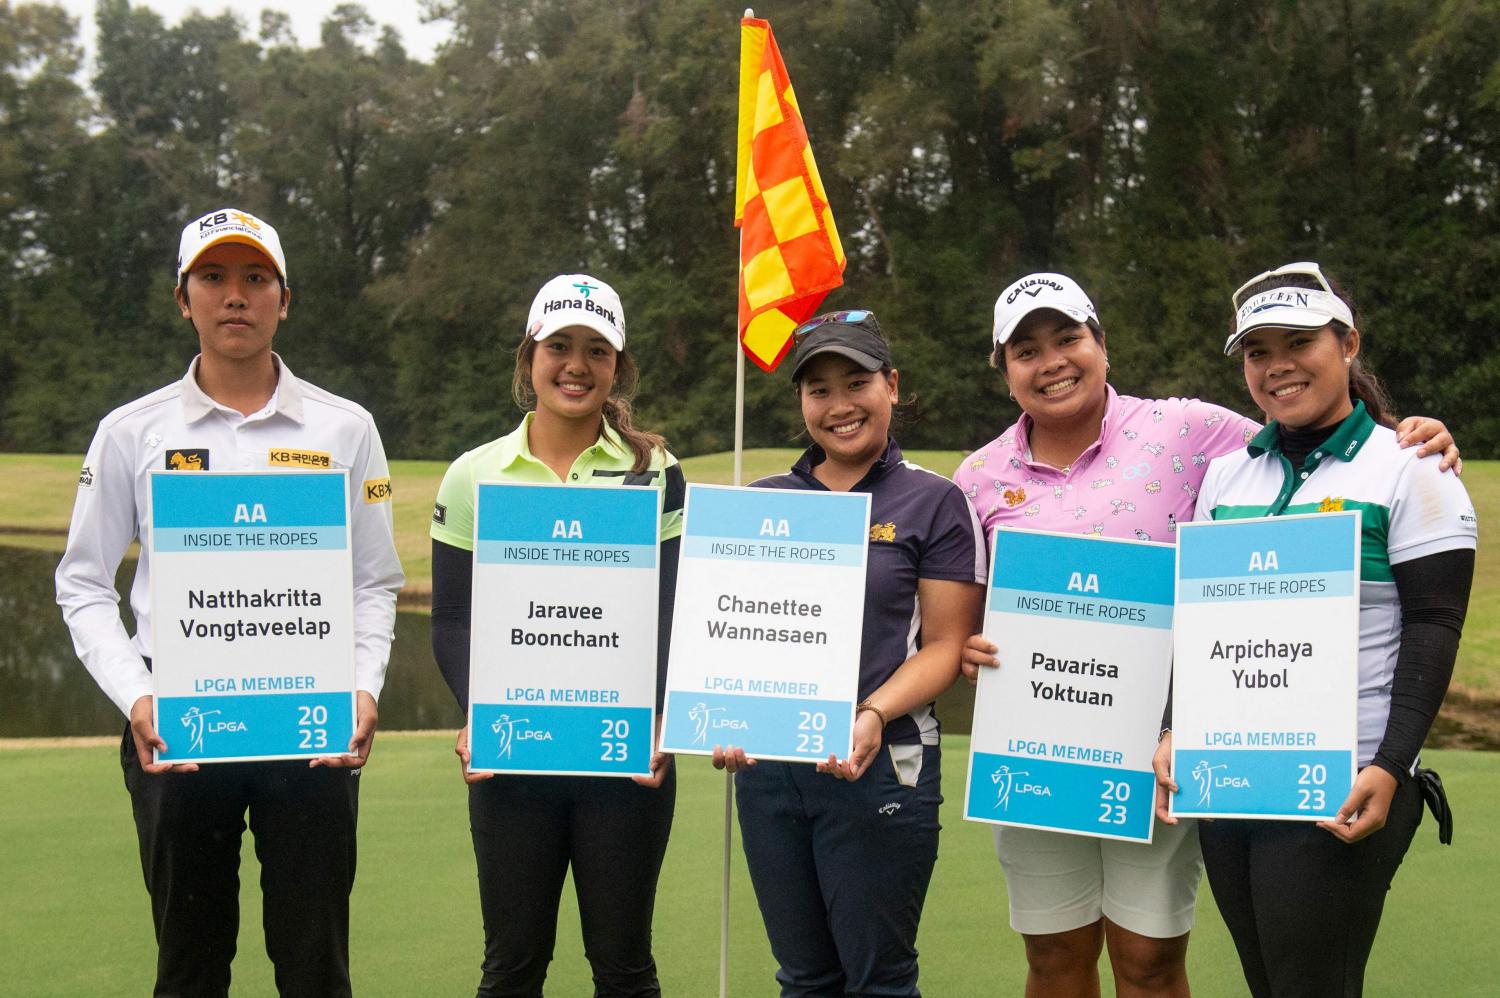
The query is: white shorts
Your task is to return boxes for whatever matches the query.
[994,819,1202,938]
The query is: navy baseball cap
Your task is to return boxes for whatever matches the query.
[788,309,892,382]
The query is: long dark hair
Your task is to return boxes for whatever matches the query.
[1233,272,1397,428]
[511,337,668,473]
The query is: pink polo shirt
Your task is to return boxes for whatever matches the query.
[953,387,1259,545]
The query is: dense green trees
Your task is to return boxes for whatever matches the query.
[1,0,1497,459]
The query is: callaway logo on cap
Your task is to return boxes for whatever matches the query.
[525,273,626,351]
[992,272,1098,345]
[177,208,289,286]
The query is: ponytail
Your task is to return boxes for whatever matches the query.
[512,338,668,473]
[1333,324,1397,429]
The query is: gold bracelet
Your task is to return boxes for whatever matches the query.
[856,700,889,729]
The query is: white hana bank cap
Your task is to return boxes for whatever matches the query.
[1226,261,1355,354]
[993,272,1098,345]
[177,207,288,286]
[525,274,626,351]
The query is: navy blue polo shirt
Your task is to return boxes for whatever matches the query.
[754,439,987,745]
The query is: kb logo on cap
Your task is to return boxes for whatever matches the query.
[198,209,261,232]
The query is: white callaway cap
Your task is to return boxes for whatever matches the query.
[525,274,626,351]
[992,272,1098,345]
[177,207,288,285]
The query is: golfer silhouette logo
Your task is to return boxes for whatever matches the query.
[491,714,530,760]
[688,702,725,746]
[992,765,1028,811]
[1192,759,1227,807]
[181,706,220,754]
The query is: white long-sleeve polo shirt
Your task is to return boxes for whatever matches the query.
[55,354,405,716]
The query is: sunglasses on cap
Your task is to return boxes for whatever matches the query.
[1231,262,1335,312]
[792,310,875,344]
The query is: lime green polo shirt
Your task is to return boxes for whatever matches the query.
[430,412,685,551]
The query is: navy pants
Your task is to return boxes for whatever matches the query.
[121,726,360,998]
[468,769,676,998]
[1200,774,1424,998]
[736,743,941,997]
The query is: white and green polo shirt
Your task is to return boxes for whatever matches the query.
[431,412,685,552]
[1195,402,1478,767]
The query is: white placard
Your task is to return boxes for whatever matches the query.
[964,528,1175,842]
[659,484,870,763]
[149,470,355,763]
[467,482,661,776]
[1171,512,1360,820]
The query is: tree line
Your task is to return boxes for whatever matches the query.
[2,0,1498,460]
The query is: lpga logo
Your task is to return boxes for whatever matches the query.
[1190,759,1251,807]
[180,706,246,753]
[491,714,553,759]
[991,765,1052,811]
[687,702,749,746]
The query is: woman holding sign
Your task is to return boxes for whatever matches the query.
[1174,262,1476,997]
[429,274,685,997]
[714,310,987,996]
[953,273,1458,997]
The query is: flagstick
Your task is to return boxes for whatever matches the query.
[723,16,756,995]
[720,169,752,998]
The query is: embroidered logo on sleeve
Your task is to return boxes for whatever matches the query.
[166,449,209,470]
[432,502,447,525]
[77,465,95,489]
[363,477,392,503]
[269,448,332,468]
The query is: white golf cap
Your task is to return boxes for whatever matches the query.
[177,208,288,285]
[992,272,1098,345]
[525,274,626,351]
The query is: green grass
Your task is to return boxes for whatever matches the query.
[4,452,1497,695]
[1,736,1495,996]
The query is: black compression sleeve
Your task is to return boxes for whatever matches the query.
[431,538,473,711]
[1372,548,1474,782]
[656,537,680,713]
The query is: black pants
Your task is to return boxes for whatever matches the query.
[121,726,360,998]
[735,744,942,998]
[1200,775,1424,998]
[468,769,676,998]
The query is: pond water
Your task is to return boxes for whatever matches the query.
[0,544,979,738]
[0,545,462,736]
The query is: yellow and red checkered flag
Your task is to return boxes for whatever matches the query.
[735,15,845,372]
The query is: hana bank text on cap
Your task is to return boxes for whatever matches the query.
[525,274,626,352]
[177,208,289,286]
[992,272,1098,346]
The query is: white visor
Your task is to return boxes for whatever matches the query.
[1225,287,1354,354]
